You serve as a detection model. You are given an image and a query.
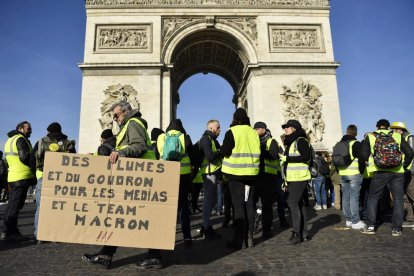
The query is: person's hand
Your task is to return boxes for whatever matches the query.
[109,151,119,164]
[280,155,287,162]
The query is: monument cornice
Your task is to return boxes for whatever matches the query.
[85,0,330,9]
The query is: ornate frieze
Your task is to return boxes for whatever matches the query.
[99,84,140,133]
[280,79,325,143]
[217,17,257,44]
[95,24,152,53]
[86,0,329,8]
[269,24,324,52]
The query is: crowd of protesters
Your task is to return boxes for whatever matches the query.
[1,102,413,269]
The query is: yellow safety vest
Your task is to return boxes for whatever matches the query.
[157,130,191,175]
[221,125,260,176]
[116,118,155,160]
[193,170,203,184]
[368,130,404,173]
[363,154,375,179]
[338,140,360,176]
[264,138,279,175]
[285,137,311,182]
[403,132,413,171]
[200,136,222,175]
[4,134,35,182]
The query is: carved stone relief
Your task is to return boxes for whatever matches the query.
[95,24,152,52]
[217,17,257,44]
[280,79,325,143]
[269,24,324,52]
[162,18,202,45]
[99,84,140,134]
[86,0,329,8]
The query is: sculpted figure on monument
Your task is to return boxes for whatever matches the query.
[163,18,196,43]
[98,28,148,49]
[99,84,140,133]
[280,79,325,142]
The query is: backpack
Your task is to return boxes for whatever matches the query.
[372,132,402,169]
[316,155,330,176]
[37,137,76,170]
[332,141,352,167]
[161,132,183,161]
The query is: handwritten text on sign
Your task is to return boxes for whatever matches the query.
[37,152,180,250]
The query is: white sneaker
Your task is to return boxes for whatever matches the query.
[322,204,327,209]
[345,221,352,227]
[351,221,366,230]
[314,204,322,210]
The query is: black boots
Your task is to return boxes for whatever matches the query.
[82,254,112,268]
[226,219,245,250]
[287,232,302,245]
[200,226,222,240]
[137,258,163,269]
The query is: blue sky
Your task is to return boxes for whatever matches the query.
[0,0,413,150]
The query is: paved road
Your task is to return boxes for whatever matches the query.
[1,200,413,275]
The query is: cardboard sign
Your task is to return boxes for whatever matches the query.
[37,152,180,250]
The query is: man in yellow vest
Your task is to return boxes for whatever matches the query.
[33,122,76,243]
[1,121,36,242]
[157,119,194,247]
[336,125,366,230]
[253,121,288,238]
[221,108,260,249]
[360,119,413,236]
[389,121,414,227]
[83,101,158,268]
[198,119,222,239]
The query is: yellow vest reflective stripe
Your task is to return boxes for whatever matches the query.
[4,134,35,182]
[116,118,155,160]
[264,138,279,175]
[338,140,360,176]
[285,137,311,182]
[200,136,222,175]
[193,170,203,184]
[368,130,404,173]
[221,125,260,176]
[157,130,191,175]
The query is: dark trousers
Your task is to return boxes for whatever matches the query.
[366,172,404,230]
[255,174,277,232]
[100,246,161,259]
[404,172,414,221]
[274,173,287,221]
[286,181,308,235]
[223,181,234,223]
[191,182,202,210]
[228,179,256,237]
[2,185,29,235]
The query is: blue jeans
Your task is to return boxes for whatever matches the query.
[340,174,363,224]
[202,174,219,228]
[216,180,223,213]
[312,176,327,206]
[34,177,42,237]
[366,172,404,230]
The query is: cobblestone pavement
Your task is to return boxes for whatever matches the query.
[1,200,413,275]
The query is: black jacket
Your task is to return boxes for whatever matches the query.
[5,130,36,187]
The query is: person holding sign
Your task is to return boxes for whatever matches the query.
[33,122,76,243]
[1,121,36,242]
[83,101,158,269]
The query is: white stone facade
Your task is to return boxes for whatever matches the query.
[79,1,341,153]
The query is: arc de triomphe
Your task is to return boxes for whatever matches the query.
[79,0,341,153]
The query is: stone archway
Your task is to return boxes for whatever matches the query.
[79,0,341,154]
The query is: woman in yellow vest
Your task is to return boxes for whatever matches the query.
[280,119,311,245]
[221,108,260,249]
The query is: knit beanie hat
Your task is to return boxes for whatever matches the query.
[233,108,248,121]
[253,121,267,129]
[47,122,62,133]
[100,129,113,139]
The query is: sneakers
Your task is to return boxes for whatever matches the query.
[322,204,327,210]
[137,258,163,269]
[360,226,375,235]
[345,221,352,228]
[314,204,322,211]
[351,221,366,230]
[402,221,414,228]
[391,230,402,237]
